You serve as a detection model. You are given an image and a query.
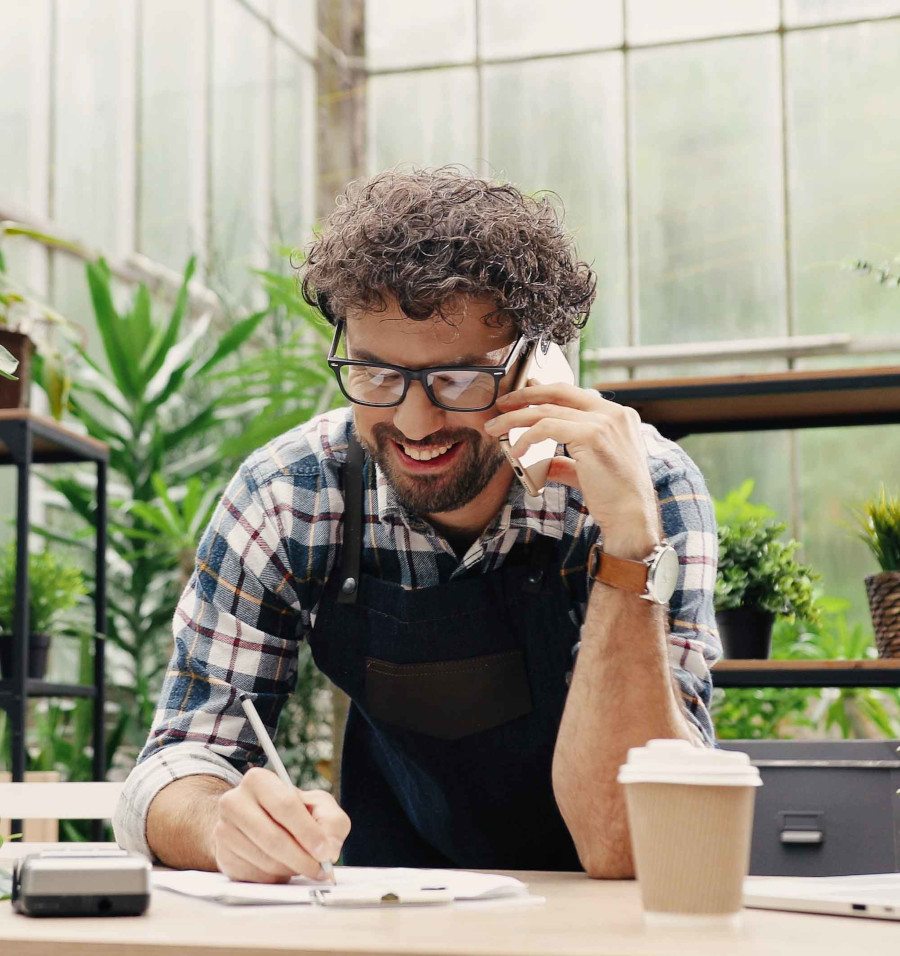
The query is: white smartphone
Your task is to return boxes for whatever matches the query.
[498,339,575,496]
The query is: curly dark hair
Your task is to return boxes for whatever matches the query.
[299,167,596,345]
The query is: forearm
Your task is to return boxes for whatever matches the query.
[552,531,695,879]
[146,775,234,870]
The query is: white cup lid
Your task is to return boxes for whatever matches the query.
[617,739,762,787]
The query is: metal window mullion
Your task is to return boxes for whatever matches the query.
[27,0,52,296]
[621,0,638,379]
[201,0,214,283]
[133,0,144,255]
[46,0,58,302]
[233,0,317,67]
[115,0,138,260]
[366,10,900,77]
[474,0,486,179]
[260,17,276,285]
[778,0,802,540]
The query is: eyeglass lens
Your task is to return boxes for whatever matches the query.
[337,364,498,410]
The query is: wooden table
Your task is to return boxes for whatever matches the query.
[1,844,897,956]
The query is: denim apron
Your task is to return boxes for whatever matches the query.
[306,435,583,870]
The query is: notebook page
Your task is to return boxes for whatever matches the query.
[153,866,529,906]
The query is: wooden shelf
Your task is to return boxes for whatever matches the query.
[0,409,108,465]
[712,659,900,688]
[594,364,900,439]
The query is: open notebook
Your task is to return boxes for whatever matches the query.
[153,866,535,907]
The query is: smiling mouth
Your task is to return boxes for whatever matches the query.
[392,439,461,467]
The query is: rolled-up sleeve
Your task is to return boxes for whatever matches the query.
[652,449,721,747]
[113,461,305,859]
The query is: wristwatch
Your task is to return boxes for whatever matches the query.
[587,540,679,605]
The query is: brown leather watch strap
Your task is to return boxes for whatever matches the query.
[587,542,649,595]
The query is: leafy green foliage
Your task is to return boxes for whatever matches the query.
[714,480,819,621]
[0,829,20,902]
[713,596,900,740]
[15,254,333,811]
[211,267,341,460]
[854,485,900,572]
[0,545,87,636]
[32,256,267,744]
[0,228,83,404]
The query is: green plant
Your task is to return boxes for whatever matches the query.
[24,253,335,796]
[0,227,83,416]
[0,544,87,637]
[713,596,900,740]
[211,264,340,459]
[846,254,900,289]
[854,485,900,572]
[0,829,20,902]
[714,480,819,622]
[127,474,223,586]
[32,255,267,748]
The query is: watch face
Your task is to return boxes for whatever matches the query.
[649,546,680,603]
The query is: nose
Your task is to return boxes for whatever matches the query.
[392,380,446,441]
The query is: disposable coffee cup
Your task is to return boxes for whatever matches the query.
[617,739,762,927]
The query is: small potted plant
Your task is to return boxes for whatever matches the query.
[0,339,17,382]
[714,481,819,658]
[854,486,900,658]
[0,226,80,418]
[0,830,20,902]
[0,545,87,681]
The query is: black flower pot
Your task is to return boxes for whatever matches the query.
[715,607,775,659]
[0,631,51,680]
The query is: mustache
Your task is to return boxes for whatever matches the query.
[372,423,481,447]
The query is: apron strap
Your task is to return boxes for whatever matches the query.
[337,432,365,604]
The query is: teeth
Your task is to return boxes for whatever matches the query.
[400,442,454,461]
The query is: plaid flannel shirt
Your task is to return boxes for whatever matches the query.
[113,406,721,859]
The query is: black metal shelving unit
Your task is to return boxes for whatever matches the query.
[595,363,900,690]
[0,409,108,839]
[712,660,900,688]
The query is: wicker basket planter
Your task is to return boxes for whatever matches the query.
[865,570,900,658]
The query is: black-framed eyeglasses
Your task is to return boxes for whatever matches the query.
[327,320,528,412]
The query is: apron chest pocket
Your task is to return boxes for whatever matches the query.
[364,650,533,741]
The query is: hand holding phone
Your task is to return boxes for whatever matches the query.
[498,340,575,496]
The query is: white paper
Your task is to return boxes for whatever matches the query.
[153,866,530,907]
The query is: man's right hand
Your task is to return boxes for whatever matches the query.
[211,767,351,883]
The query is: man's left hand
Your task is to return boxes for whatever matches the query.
[485,383,660,553]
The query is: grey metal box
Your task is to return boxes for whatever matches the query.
[719,739,900,877]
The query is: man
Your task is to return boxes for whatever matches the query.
[114,168,720,882]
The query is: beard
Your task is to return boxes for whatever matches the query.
[357,420,507,515]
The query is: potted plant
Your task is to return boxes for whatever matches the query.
[714,481,819,658]
[854,486,900,658]
[0,225,81,418]
[0,340,17,382]
[0,544,87,681]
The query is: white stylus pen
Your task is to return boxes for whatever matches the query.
[238,692,336,884]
